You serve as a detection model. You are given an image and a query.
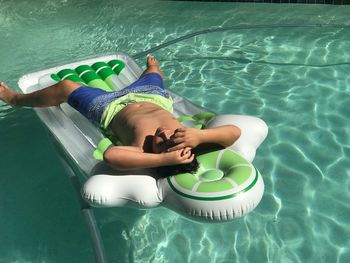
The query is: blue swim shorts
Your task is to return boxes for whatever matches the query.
[67,73,170,126]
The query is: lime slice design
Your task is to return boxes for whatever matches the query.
[167,149,258,201]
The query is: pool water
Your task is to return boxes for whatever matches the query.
[1,0,350,262]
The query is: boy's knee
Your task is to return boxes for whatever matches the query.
[235,126,241,140]
[59,79,80,88]
[58,80,81,95]
[231,125,241,143]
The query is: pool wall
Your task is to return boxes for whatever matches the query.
[173,0,349,5]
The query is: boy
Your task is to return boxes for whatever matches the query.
[0,55,241,172]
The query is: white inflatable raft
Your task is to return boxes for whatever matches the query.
[18,53,268,222]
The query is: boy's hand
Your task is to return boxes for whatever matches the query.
[167,128,203,152]
[161,147,194,165]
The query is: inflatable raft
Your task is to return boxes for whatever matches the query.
[18,53,268,222]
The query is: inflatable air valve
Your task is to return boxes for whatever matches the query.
[91,62,124,91]
[56,69,86,85]
[75,65,113,92]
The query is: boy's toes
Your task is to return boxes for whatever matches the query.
[0,83,9,93]
[0,82,15,105]
[0,82,10,89]
[146,54,158,66]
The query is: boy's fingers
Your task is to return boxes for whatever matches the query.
[171,137,184,144]
[183,150,191,157]
[171,131,184,139]
[183,147,191,154]
[181,148,193,159]
[167,143,185,152]
[188,154,194,162]
[175,127,185,133]
[179,147,188,155]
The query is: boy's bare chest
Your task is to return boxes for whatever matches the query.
[110,102,177,147]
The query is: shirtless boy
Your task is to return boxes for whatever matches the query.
[0,55,241,172]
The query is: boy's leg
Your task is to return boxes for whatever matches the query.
[1,55,162,107]
[0,80,80,107]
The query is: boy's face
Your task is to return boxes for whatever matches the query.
[152,127,175,153]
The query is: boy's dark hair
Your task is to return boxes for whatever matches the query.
[157,156,200,178]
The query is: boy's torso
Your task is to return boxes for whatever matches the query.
[110,102,181,151]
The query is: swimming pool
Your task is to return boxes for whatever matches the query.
[1,0,349,262]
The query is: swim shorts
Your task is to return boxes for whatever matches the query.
[67,73,173,127]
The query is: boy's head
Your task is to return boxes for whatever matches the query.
[152,127,199,177]
[152,127,174,154]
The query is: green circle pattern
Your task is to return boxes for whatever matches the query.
[167,149,258,201]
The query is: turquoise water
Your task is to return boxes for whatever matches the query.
[1,0,350,262]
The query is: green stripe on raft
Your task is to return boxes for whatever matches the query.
[92,61,125,91]
[51,59,127,92]
[92,62,115,79]
[75,65,113,92]
[108,59,125,74]
[56,69,86,85]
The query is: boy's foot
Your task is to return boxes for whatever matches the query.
[0,82,16,106]
[147,54,159,67]
[142,54,164,77]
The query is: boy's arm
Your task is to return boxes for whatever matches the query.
[167,125,241,151]
[103,146,194,170]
